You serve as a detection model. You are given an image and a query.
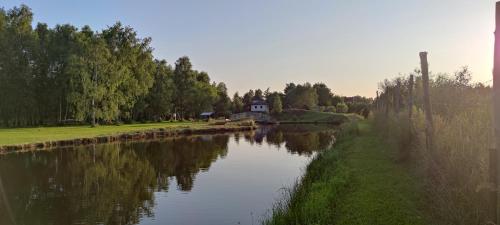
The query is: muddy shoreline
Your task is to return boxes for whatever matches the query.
[0,125,256,154]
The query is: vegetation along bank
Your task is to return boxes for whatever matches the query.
[264,120,427,225]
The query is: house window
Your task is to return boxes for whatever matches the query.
[260,106,263,109]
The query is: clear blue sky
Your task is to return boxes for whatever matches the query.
[2,0,496,97]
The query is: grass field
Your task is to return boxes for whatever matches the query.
[265,120,426,225]
[275,109,361,124]
[0,121,207,146]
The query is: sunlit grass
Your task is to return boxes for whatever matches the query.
[0,121,207,146]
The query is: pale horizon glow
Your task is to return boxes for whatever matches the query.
[2,0,496,97]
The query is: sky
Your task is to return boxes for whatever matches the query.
[2,0,497,97]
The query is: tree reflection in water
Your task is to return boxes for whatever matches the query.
[0,125,336,225]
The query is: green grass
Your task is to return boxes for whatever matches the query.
[264,120,426,225]
[0,121,207,146]
[276,109,360,124]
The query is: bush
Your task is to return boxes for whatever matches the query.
[336,103,348,113]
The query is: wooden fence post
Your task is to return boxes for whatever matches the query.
[419,52,434,155]
[408,75,414,120]
[407,75,414,157]
[394,79,401,114]
[490,2,500,223]
[385,86,390,117]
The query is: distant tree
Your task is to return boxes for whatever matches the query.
[266,92,283,114]
[242,90,254,111]
[331,95,343,106]
[184,80,218,118]
[313,83,333,106]
[101,22,156,120]
[196,71,210,83]
[284,83,296,95]
[284,83,318,109]
[214,82,231,117]
[254,89,264,100]
[336,102,349,113]
[67,25,120,124]
[270,95,283,115]
[140,60,174,121]
[232,93,244,113]
[454,66,472,87]
[172,56,195,119]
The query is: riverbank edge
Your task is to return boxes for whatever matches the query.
[264,120,427,225]
[0,124,256,154]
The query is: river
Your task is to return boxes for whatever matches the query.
[0,124,336,225]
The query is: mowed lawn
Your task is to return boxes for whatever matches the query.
[0,122,207,146]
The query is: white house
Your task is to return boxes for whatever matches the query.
[250,100,269,113]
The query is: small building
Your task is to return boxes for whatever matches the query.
[250,100,269,113]
[200,112,214,120]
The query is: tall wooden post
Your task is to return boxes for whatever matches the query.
[408,75,414,120]
[401,75,415,161]
[385,86,390,117]
[419,52,434,155]
[394,79,401,114]
[491,2,500,223]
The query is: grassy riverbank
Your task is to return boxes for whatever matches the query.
[265,120,426,225]
[0,121,209,146]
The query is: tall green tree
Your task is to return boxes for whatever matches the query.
[254,89,264,100]
[66,26,122,124]
[0,5,36,126]
[242,90,254,111]
[214,82,231,117]
[138,60,174,121]
[172,56,195,119]
[101,23,156,120]
[313,83,333,106]
[232,92,244,113]
[284,83,318,109]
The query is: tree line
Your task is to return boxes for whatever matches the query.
[232,82,371,116]
[0,5,233,127]
[0,5,371,127]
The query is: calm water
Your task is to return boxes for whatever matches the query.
[0,125,336,225]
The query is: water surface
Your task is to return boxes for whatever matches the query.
[0,124,336,225]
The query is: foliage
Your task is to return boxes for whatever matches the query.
[336,103,349,113]
[231,92,244,113]
[375,67,492,225]
[0,5,224,127]
[214,82,232,117]
[271,96,283,115]
[266,92,283,115]
[313,83,334,106]
[284,83,318,109]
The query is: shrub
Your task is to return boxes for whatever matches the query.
[336,103,348,113]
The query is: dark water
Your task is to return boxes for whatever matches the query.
[0,125,336,225]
